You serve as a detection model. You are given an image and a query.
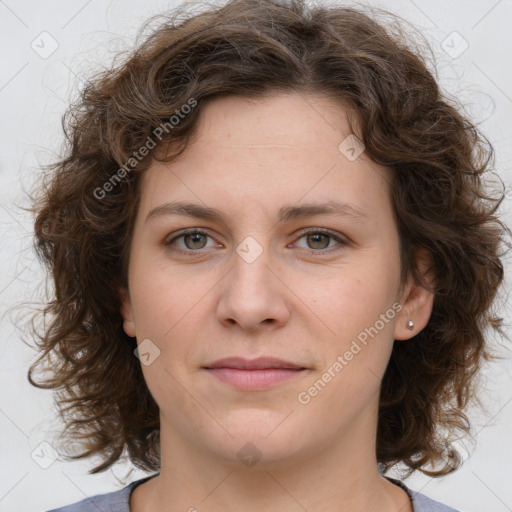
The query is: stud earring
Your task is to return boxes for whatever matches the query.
[407,320,414,330]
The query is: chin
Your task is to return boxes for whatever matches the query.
[196,416,311,470]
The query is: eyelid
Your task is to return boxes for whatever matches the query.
[163,228,217,249]
[164,227,349,254]
[291,228,349,253]
[294,227,349,243]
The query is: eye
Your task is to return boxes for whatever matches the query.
[292,229,348,254]
[164,229,218,254]
[164,228,348,256]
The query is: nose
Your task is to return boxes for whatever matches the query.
[216,243,291,333]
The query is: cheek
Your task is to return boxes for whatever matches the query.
[129,254,213,338]
[295,276,397,431]
[296,255,400,384]
[127,260,205,389]
[299,261,397,339]
[130,279,203,424]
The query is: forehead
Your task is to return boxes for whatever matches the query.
[140,92,393,222]
[192,92,356,149]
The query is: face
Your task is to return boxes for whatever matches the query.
[121,92,433,469]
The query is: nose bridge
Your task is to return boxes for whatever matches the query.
[231,235,274,301]
[216,234,289,330]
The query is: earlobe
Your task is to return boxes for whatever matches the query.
[394,247,435,341]
[119,287,136,338]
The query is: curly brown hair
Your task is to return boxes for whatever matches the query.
[28,0,509,477]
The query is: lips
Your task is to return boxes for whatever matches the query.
[203,357,307,390]
[203,356,306,370]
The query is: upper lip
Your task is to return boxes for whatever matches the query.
[203,357,305,370]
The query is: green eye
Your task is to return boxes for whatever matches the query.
[164,228,348,256]
[292,229,348,254]
[165,229,214,252]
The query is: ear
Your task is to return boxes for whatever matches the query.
[394,247,435,340]
[119,287,136,338]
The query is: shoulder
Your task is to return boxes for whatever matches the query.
[43,475,156,512]
[411,488,464,512]
[386,477,464,512]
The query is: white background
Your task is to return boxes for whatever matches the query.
[0,0,511,511]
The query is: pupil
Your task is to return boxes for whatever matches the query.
[183,233,330,250]
[186,233,206,249]
[308,233,329,249]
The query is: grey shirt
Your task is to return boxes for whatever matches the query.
[45,475,462,512]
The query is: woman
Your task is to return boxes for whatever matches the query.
[29,0,508,510]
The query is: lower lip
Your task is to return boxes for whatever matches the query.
[205,368,306,390]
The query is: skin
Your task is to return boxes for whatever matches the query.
[121,92,435,512]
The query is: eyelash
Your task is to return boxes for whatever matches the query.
[164,228,348,256]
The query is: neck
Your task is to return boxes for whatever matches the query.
[131,411,412,512]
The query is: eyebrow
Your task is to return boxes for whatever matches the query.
[146,200,369,224]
